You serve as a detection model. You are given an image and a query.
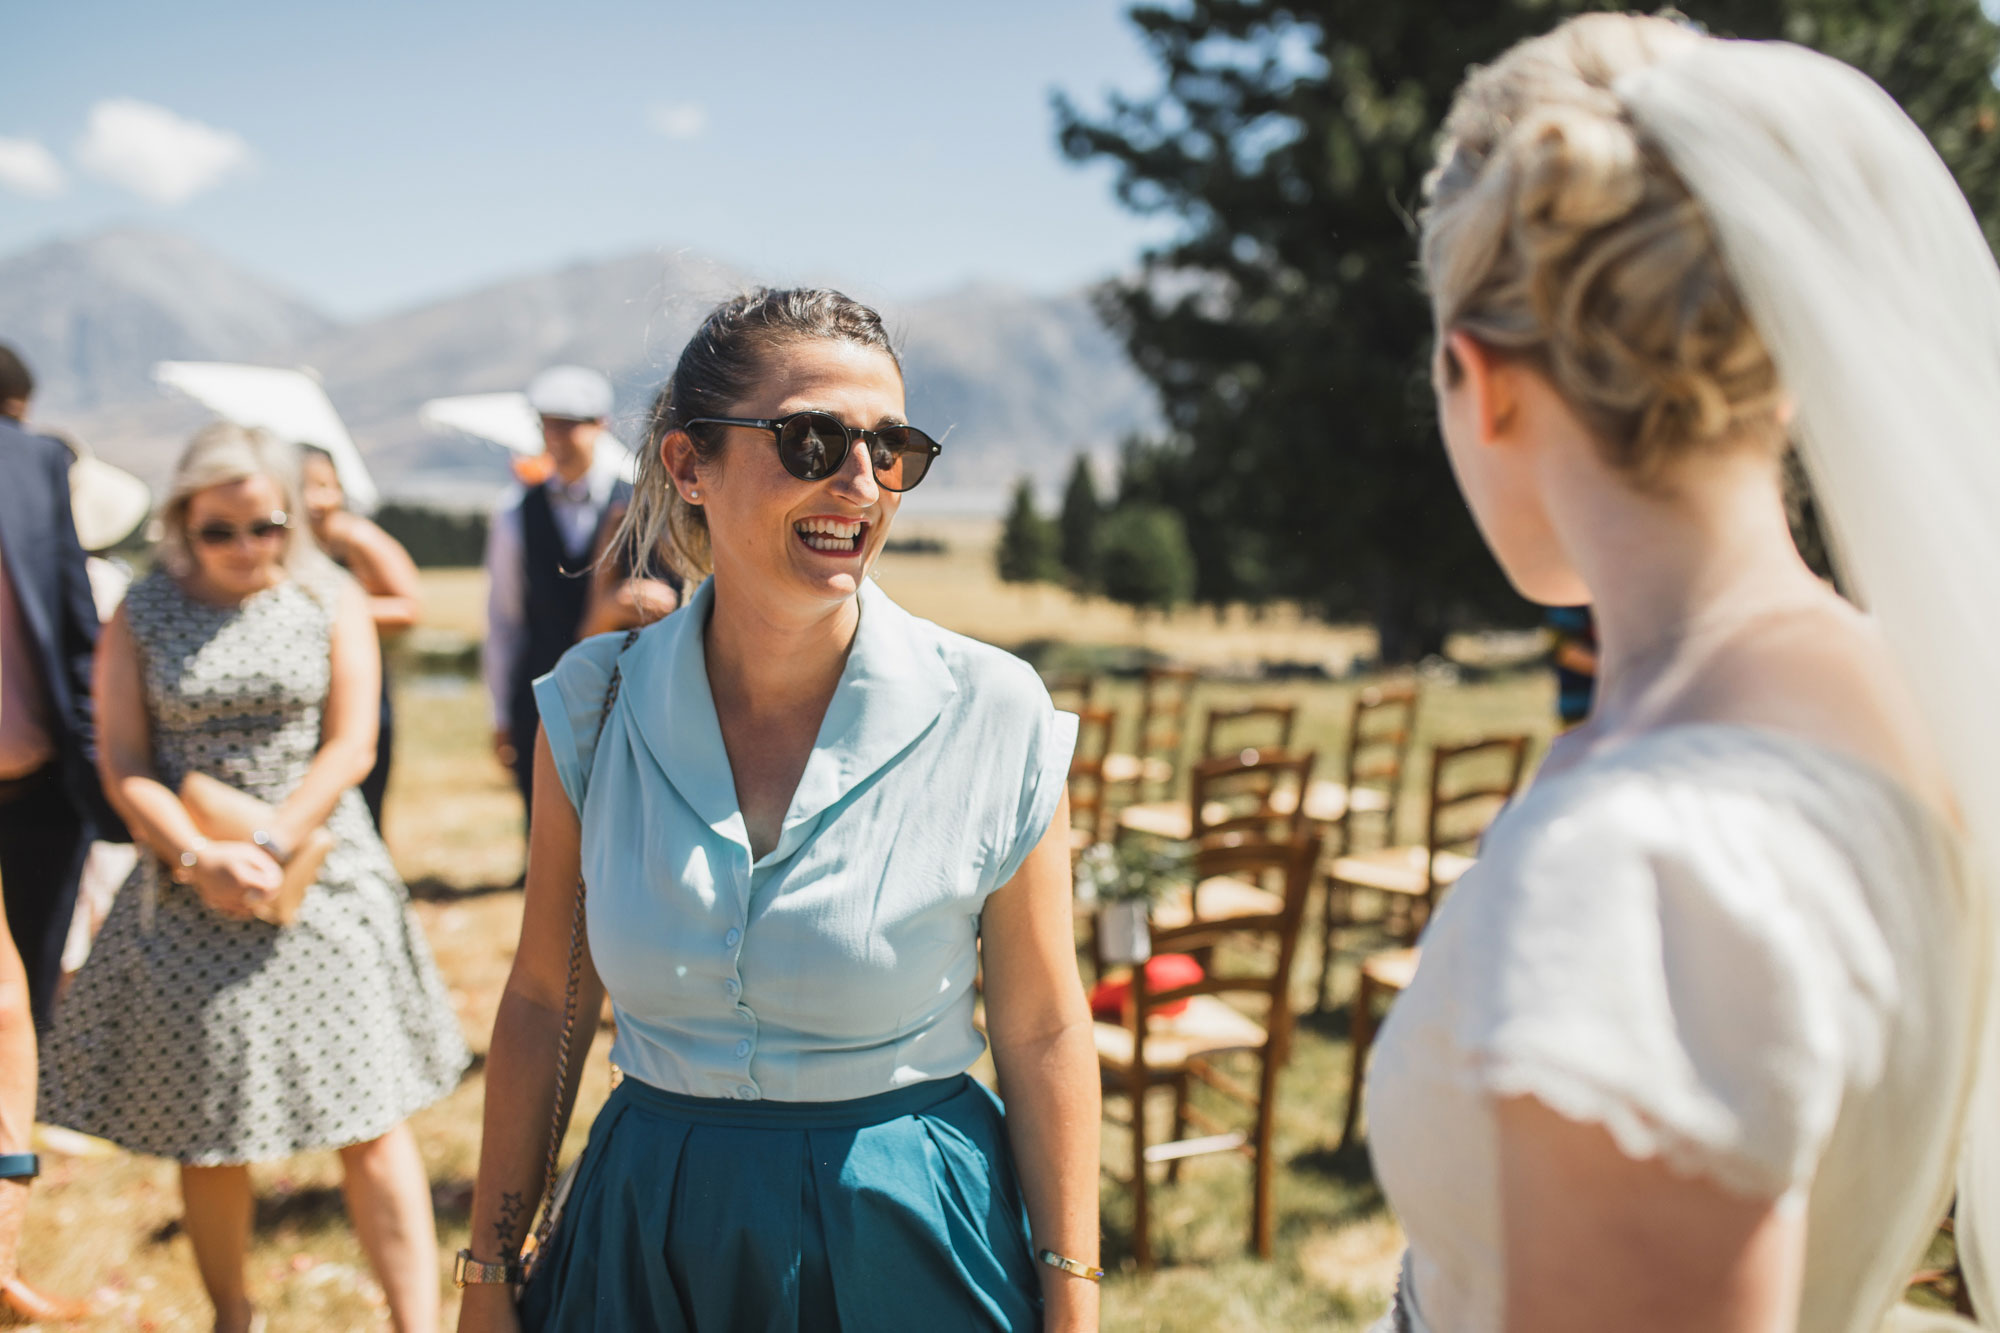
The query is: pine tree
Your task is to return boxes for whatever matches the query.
[1058,0,2000,658]
[996,478,1062,584]
[1098,503,1197,617]
[1058,455,1104,591]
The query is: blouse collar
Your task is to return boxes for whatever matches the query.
[623,576,957,862]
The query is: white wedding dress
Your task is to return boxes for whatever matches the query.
[1366,725,1983,1333]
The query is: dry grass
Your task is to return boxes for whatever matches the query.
[20,557,1557,1331]
[403,519,1381,677]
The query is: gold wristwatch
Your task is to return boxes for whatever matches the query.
[453,1249,523,1287]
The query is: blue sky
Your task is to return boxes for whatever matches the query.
[3,0,1176,319]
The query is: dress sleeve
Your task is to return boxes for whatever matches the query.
[1447,777,1879,1202]
[530,631,632,816]
[988,672,1079,891]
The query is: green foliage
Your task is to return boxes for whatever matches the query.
[1059,454,1105,589]
[1074,837,1194,903]
[996,478,1063,584]
[1097,502,1198,615]
[372,503,488,568]
[1058,0,2000,659]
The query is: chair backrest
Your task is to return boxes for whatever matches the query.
[1044,671,1096,712]
[1068,705,1118,847]
[1340,680,1419,847]
[1188,748,1317,846]
[1424,733,1531,885]
[1134,666,1200,797]
[1125,828,1324,1068]
[1200,702,1298,760]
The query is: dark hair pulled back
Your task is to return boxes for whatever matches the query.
[617,287,901,582]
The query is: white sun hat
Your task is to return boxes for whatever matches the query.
[62,447,152,553]
[420,390,638,481]
[152,361,379,513]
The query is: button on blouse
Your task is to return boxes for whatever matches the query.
[534,577,1076,1103]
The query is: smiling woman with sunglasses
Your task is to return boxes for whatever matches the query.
[40,422,470,1333]
[461,289,1098,1333]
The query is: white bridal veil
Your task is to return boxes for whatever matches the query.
[1620,38,2000,1330]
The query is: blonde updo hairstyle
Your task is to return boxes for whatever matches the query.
[158,421,333,585]
[618,287,903,583]
[1422,13,1786,479]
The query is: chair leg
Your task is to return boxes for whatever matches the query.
[1250,1057,1278,1259]
[1340,972,1377,1152]
[1167,1074,1190,1185]
[1315,878,1341,1012]
[1131,1082,1152,1271]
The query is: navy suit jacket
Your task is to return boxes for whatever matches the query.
[0,418,121,839]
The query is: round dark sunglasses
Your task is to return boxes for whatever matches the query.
[684,412,942,492]
[192,511,292,547]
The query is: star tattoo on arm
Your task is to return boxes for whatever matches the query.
[493,1190,528,1255]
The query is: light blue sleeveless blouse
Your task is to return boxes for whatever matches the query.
[533,577,1076,1104]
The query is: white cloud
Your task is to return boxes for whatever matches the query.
[0,137,65,197]
[648,103,708,141]
[76,98,252,206]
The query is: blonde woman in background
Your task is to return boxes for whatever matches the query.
[1365,15,2000,1333]
[299,442,422,830]
[40,423,469,1333]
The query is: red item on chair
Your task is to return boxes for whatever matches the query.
[1088,954,1205,1021]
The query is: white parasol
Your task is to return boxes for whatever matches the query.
[418,391,638,481]
[153,361,379,513]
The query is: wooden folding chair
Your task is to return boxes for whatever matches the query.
[1148,749,1317,931]
[1067,705,1119,858]
[1201,703,1297,760]
[1317,680,1418,846]
[1334,735,1531,1150]
[1095,829,1322,1269]
[1312,682,1421,1009]
[1120,703,1300,842]
[1044,671,1097,713]
[1331,734,1527,945]
[1103,666,1199,802]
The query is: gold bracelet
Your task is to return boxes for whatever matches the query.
[1036,1248,1104,1283]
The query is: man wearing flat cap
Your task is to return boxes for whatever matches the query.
[481,366,678,821]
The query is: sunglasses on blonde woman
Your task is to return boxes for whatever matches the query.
[685,412,942,492]
[192,512,292,547]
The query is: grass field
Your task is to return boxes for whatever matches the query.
[19,552,1560,1331]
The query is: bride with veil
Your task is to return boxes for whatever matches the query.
[1362,13,2000,1332]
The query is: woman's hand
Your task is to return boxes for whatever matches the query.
[189,842,283,921]
[454,1283,522,1333]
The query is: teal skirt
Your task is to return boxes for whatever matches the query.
[517,1073,1043,1332]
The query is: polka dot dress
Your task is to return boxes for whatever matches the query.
[40,570,470,1165]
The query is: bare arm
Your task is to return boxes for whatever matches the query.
[269,580,379,849]
[579,574,678,638]
[579,511,677,637]
[94,606,281,919]
[459,729,604,1333]
[483,502,525,765]
[981,791,1100,1332]
[1498,1095,1804,1333]
[0,909,33,1280]
[326,513,422,634]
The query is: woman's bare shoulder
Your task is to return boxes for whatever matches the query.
[1676,598,1957,822]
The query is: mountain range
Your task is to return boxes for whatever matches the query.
[0,228,1158,511]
